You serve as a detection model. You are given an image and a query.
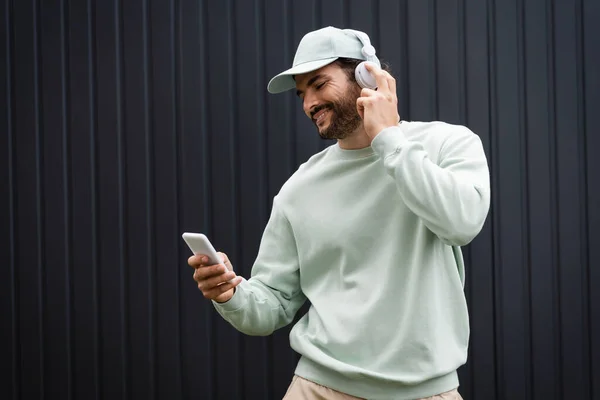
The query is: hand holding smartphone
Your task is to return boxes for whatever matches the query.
[183,232,241,303]
[182,232,224,266]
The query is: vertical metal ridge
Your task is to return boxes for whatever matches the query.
[256,0,268,223]
[275,0,295,387]
[458,0,467,124]
[457,0,474,395]
[486,0,502,397]
[312,0,320,151]
[284,0,296,171]
[317,0,323,27]
[401,0,409,118]
[6,0,20,398]
[372,0,379,52]
[345,0,351,25]
[198,1,211,239]
[583,3,600,396]
[114,0,130,398]
[546,0,562,396]
[142,0,157,398]
[60,0,74,397]
[174,0,186,394]
[430,0,438,119]
[171,0,183,396]
[255,1,270,397]
[197,1,215,398]
[198,2,211,242]
[575,0,591,397]
[33,0,46,397]
[86,0,101,397]
[226,0,243,395]
[516,0,533,398]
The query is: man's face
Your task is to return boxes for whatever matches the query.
[295,63,362,140]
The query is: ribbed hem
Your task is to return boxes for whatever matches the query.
[211,278,248,312]
[370,124,409,160]
[329,143,376,160]
[295,356,459,400]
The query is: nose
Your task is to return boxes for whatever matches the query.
[303,91,319,118]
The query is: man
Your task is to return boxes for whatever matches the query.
[189,26,490,399]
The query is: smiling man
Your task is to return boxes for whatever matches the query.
[188,26,491,399]
[296,60,365,142]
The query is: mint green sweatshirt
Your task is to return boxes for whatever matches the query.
[213,121,491,399]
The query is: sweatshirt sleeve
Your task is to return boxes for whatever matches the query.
[370,123,491,246]
[211,196,307,336]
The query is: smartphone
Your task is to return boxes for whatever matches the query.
[182,232,223,266]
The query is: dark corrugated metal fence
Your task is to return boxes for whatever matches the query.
[1,0,599,399]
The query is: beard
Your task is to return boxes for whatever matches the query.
[312,86,362,140]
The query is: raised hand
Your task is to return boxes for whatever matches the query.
[356,62,401,141]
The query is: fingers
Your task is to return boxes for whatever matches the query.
[364,62,396,94]
[357,80,398,112]
[356,97,366,119]
[360,88,377,98]
[360,86,395,104]
[217,252,230,266]
[188,251,228,269]
[386,70,396,95]
[356,95,376,111]
[187,250,240,301]
[193,263,228,281]
[201,276,243,300]
[195,268,236,290]
[188,254,208,268]
[357,88,377,118]
[363,62,388,91]
[192,261,242,300]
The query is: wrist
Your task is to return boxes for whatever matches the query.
[214,287,235,303]
[212,282,246,312]
[370,125,408,158]
[369,123,399,141]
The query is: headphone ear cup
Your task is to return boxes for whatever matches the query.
[355,61,378,89]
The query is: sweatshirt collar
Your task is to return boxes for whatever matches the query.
[330,143,375,160]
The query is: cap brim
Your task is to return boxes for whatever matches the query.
[267,57,339,94]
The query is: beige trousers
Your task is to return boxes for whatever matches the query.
[283,375,463,400]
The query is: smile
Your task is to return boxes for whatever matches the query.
[313,109,330,124]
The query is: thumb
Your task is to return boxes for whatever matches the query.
[356,98,365,120]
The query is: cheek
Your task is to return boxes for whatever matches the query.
[328,83,346,97]
[327,81,356,102]
[323,89,345,106]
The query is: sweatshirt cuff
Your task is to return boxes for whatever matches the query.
[370,124,409,159]
[212,278,247,312]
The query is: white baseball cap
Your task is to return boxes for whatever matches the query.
[267,26,378,94]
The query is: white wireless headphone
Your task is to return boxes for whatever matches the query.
[343,29,381,89]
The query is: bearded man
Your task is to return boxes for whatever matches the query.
[189,26,491,400]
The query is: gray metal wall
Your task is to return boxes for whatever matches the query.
[1,0,599,399]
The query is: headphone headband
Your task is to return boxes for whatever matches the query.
[342,29,380,66]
